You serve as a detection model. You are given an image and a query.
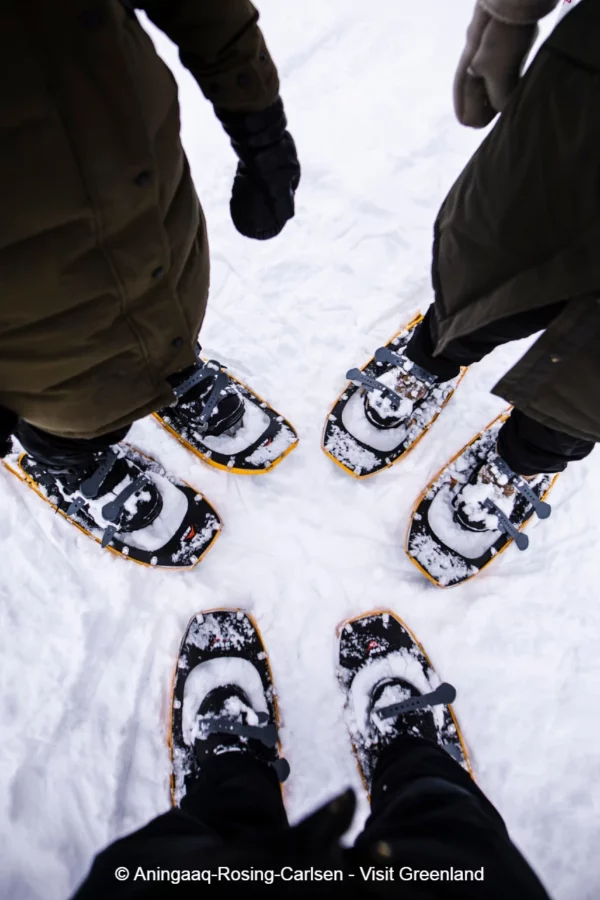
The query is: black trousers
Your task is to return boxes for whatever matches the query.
[72,738,550,899]
[406,304,595,476]
[16,420,130,469]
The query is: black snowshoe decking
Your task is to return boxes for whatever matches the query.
[322,313,466,478]
[338,610,471,791]
[155,359,298,475]
[170,609,285,806]
[3,441,221,570]
[406,411,559,588]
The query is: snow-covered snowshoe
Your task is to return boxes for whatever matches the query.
[322,314,466,478]
[337,610,470,792]
[3,438,221,569]
[155,352,298,475]
[170,609,289,806]
[406,411,558,587]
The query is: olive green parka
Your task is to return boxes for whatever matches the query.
[0,0,279,438]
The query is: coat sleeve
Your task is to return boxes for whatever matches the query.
[136,0,280,111]
[479,0,560,25]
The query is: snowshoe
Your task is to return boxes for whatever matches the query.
[170,609,289,806]
[3,438,221,569]
[322,314,466,478]
[155,352,298,475]
[337,610,470,792]
[406,411,558,587]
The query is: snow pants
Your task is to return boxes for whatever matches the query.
[406,302,595,476]
[71,737,550,899]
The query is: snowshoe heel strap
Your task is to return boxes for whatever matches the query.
[346,368,403,411]
[272,757,291,783]
[495,457,552,520]
[378,682,457,721]
[484,499,529,550]
[80,449,119,499]
[374,347,439,386]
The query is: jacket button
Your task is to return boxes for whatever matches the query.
[237,73,251,88]
[133,170,152,187]
[259,52,268,63]
[152,266,165,280]
[80,10,105,28]
[550,355,562,363]
[171,337,184,349]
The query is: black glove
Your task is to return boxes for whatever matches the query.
[0,406,17,458]
[216,97,300,241]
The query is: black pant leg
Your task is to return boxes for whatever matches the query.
[71,756,289,899]
[17,420,131,468]
[406,301,567,380]
[352,737,550,899]
[497,408,595,475]
[180,753,289,839]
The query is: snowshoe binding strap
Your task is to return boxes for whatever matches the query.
[101,474,150,523]
[374,347,439,386]
[66,495,88,518]
[80,449,119,499]
[346,368,404,411]
[377,682,457,721]
[199,711,278,747]
[483,499,529,551]
[173,358,232,435]
[172,355,219,399]
[198,712,290,783]
[494,456,552,520]
[101,525,119,550]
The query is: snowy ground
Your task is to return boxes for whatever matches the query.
[2,2,599,898]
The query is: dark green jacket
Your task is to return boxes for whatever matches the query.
[434,0,600,442]
[0,0,278,438]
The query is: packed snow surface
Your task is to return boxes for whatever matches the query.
[1,3,598,900]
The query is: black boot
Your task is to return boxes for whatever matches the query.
[169,358,245,437]
[21,448,163,546]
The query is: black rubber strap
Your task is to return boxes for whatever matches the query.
[80,449,119,499]
[378,682,457,721]
[200,711,278,748]
[346,368,404,410]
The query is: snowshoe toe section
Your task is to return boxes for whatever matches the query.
[406,412,557,587]
[156,363,298,475]
[338,611,470,790]
[170,609,285,806]
[4,440,221,570]
[322,314,464,478]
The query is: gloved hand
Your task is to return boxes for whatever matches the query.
[216,97,300,241]
[0,407,17,458]
[454,1,548,128]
